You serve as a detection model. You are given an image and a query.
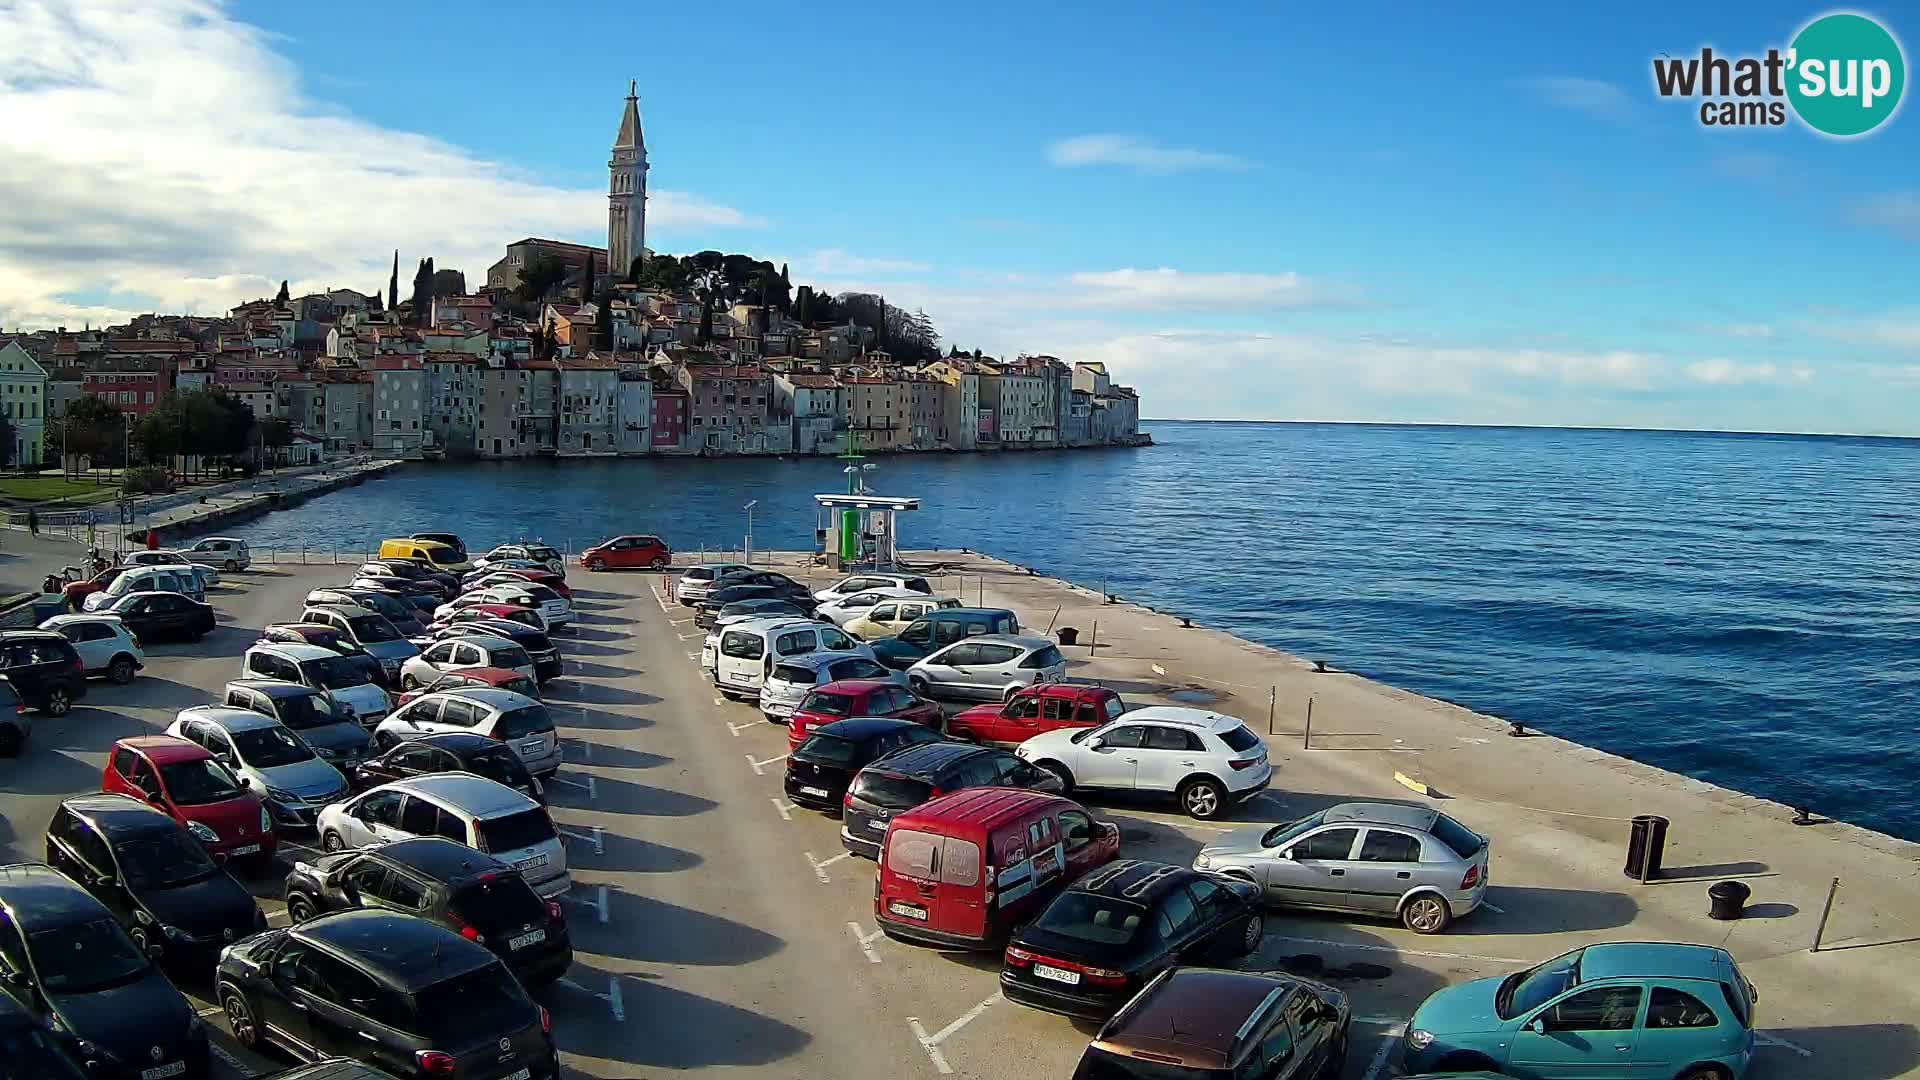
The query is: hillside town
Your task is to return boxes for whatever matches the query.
[0,86,1144,467]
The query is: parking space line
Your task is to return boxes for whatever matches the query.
[807,849,851,883]
[727,719,763,738]
[688,651,700,661]
[557,825,605,855]
[1756,1031,1814,1057]
[713,695,726,706]
[564,883,609,924]
[678,632,701,640]
[847,921,885,964]
[747,752,790,775]
[1268,935,1527,965]
[1360,1021,1406,1080]
[545,773,597,801]
[1481,900,1506,914]
[770,797,798,821]
[208,1043,252,1078]
[907,992,1001,1075]
[197,1004,224,1018]
[555,974,627,1021]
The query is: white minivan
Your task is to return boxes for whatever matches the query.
[712,617,872,699]
[82,567,203,611]
[315,772,571,897]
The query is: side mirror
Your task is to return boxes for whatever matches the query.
[238,777,252,788]
[1086,738,1107,752]
[1281,848,1297,860]
[1525,1018,1544,1034]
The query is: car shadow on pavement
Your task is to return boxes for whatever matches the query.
[0,742,107,799]
[566,660,652,681]
[1444,886,1638,936]
[563,744,670,770]
[560,626,623,643]
[86,676,216,712]
[1764,1023,1920,1079]
[556,704,657,731]
[1245,922,1453,1018]
[591,889,785,966]
[549,774,717,818]
[552,641,628,658]
[558,684,661,709]
[574,828,702,874]
[551,962,811,1071]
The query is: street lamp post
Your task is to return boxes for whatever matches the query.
[743,499,757,565]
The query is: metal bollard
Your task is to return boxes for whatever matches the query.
[1810,877,1840,952]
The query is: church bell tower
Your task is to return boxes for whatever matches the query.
[608,81,648,281]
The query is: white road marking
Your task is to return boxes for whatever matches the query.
[727,719,761,738]
[713,696,726,707]
[770,797,798,821]
[1481,900,1506,914]
[208,1043,251,1077]
[687,651,699,661]
[197,1004,224,1017]
[650,587,672,614]
[908,993,1001,1075]
[847,921,885,963]
[1360,1022,1405,1080]
[679,632,701,640]
[565,884,610,924]
[747,752,790,775]
[557,825,605,855]
[556,974,627,1021]
[807,849,852,883]
[265,909,290,927]
[546,773,597,801]
[1756,1031,1815,1057]
[1268,935,1527,965]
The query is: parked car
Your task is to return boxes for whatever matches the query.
[949,683,1128,747]
[1016,706,1273,820]
[376,536,468,572]
[182,536,251,572]
[254,1060,400,1080]
[842,594,964,640]
[304,588,427,638]
[841,741,1065,859]
[1073,967,1351,1080]
[0,630,87,715]
[579,533,671,571]
[349,576,439,615]
[223,680,374,770]
[480,567,571,601]
[281,837,572,988]
[711,617,870,699]
[315,774,570,898]
[256,623,381,685]
[351,732,545,805]
[296,606,419,686]
[242,642,392,727]
[477,543,565,576]
[694,596,811,632]
[357,561,454,597]
[813,572,935,603]
[759,652,903,721]
[97,591,216,644]
[873,789,1119,949]
[674,563,751,604]
[784,718,947,813]
[433,591,540,626]
[474,582,572,629]
[1402,943,1759,1079]
[101,735,275,867]
[787,678,942,749]
[165,707,349,831]
[907,634,1067,703]
[400,635,537,690]
[124,550,220,587]
[82,566,203,612]
[814,587,935,628]
[0,994,88,1079]
[61,564,130,611]
[0,679,27,757]
[870,607,1022,670]
[1001,860,1265,1020]
[43,795,264,965]
[352,569,449,604]
[0,863,209,1079]
[709,569,813,606]
[39,613,145,684]
[423,619,562,682]
[408,531,469,563]
[1195,803,1490,934]
[213,910,558,1077]
[373,688,560,778]
[697,584,797,617]
[431,602,549,636]
[396,666,541,707]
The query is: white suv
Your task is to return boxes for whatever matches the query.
[1014,706,1273,820]
[315,772,571,897]
[374,688,561,777]
[675,564,751,605]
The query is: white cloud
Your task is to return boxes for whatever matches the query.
[792,249,931,277]
[1530,77,1635,118]
[1684,359,1814,385]
[0,0,757,330]
[1698,322,1776,339]
[1850,192,1920,240]
[1064,268,1356,310]
[1045,134,1254,174]
[1809,310,1920,349]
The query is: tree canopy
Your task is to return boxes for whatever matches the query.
[516,255,570,303]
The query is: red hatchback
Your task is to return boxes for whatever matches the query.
[100,735,276,870]
[788,678,944,749]
[495,567,572,600]
[579,534,672,571]
[947,683,1128,747]
[431,602,547,632]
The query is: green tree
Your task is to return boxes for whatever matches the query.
[687,251,726,343]
[63,395,122,473]
[594,291,613,351]
[0,414,13,468]
[635,253,688,292]
[275,279,290,304]
[515,255,569,303]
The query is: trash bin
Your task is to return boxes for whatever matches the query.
[1708,880,1751,920]
[1623,814,1670,880]
[1057,627,1080,646]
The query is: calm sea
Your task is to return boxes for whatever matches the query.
[229,422,1920,840]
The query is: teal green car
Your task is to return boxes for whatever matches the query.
[1402,942,1758,1079]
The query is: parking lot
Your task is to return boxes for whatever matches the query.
[3,555,1918,1079]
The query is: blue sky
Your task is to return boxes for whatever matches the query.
[2,2,1916,432]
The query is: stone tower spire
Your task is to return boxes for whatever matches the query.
[608,81,648,281]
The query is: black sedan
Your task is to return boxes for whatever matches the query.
[43,795,265,967]
[1001,860,1264,1020]
[0,994,88,1080]
[101,592,216,643]
[709,570,814,603]
[0,864,208,1080]
[694,596,812,631]
[351,732,545,803]
[784,717,947,812]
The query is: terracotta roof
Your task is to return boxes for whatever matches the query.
[559,354,618,370]
[372,356,421,371]
[423,351,482,365]
[787,374,840,389]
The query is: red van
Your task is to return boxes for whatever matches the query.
[946,683,1127,746]
[100,735,276,869]
[875,788,1119,950]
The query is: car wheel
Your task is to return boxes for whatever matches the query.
[1673,1068,1730,1080]
[321,830,346,852]
[285,894,315,924]
[649,556,669,570]
[1237,912,1263,955]
[108,655,136,684]
[1401,894,1453,934]
[1002,684,1021,703]
[0,727,19,758]
[587,557,606,572]
[43,687,72,717]
[1036,761,1074,795]
[374,731,399,751]
[224,559,240,572]
[1179,777,1226,820]
[221,986,261,1051]
[908,676,931,698]
[401,674,419,690]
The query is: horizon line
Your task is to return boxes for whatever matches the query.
[1140,417,1920,442]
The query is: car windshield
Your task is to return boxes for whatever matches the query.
[347,615,400,643]
[27,918,150,993]
[448,876,547,935]
[158,759,246,804]
[475,809,554,853]
[492,646,533,670]
[850,771,932,809]
[464,747,535,790]
[1218,725,1261,752]
[114,830,221,888]
[494,705,551,740]
[801,692,856,716]
[1430,813,1486,859]
[231,725,316,767]
[1497,950,1583,1019]
[771,663,817,685]
[502,676,540,698]
[1034,892,1150,945]
[793,733,860,767]
[301,657,371,690]
[410,963,531,1042]
[1261,812,1327,848]
[275,692,340,731]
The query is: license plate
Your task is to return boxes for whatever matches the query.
[862,817,884,835]
[513,854,549,871]
[801,786,829,798]
[1033,963,1081,985]
[142,1063,186,1080]
[520,739,546,754]
[887,901,928,921]
[504,1070,531,1080]
[230,844,261,856]
[509,929,547,950]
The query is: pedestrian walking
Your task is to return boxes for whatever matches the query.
[145,527,159,550]
[26,508,37,536]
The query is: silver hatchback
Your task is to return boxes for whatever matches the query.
[1193,802,1490,934]
[906,633,1067,703]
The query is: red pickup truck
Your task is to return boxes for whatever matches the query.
[945,683,1127,746]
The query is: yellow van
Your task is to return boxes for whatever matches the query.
[377,538,469,572]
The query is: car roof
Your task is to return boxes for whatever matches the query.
[252,642,336,662]
[943,633,1052,650]
[182,705,283,731]
[295,910,494,990]
[61,792,178,834]
[198,536,247,544]
[776,652,873,671]
[305,604,373,619]
[229,679,323,700]
[0,863,110,928]
[894,788,1072,832]
[438,687,539,710]
[926,607,1016,618]
[1029,682,1115,701]
[722,616,818,634]
[114,734,209,764]
[836,586,925,599]
[1322,802,1440,831]
[389,773,537,817]
[863,739,990,777]
[812,717,925,741]
[265,622,337,634]
[427,667,526,685]
[374,837,507,883]
[1112,705,1243,732]
[1100,968,1305,1069]
[1577,942,1735,982]
[413,732,504,754]
[1067,859,1197,904]
[812,678,895,696]
[39,613,123,629]
[433,633,520,651]
[0,629,67,642]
